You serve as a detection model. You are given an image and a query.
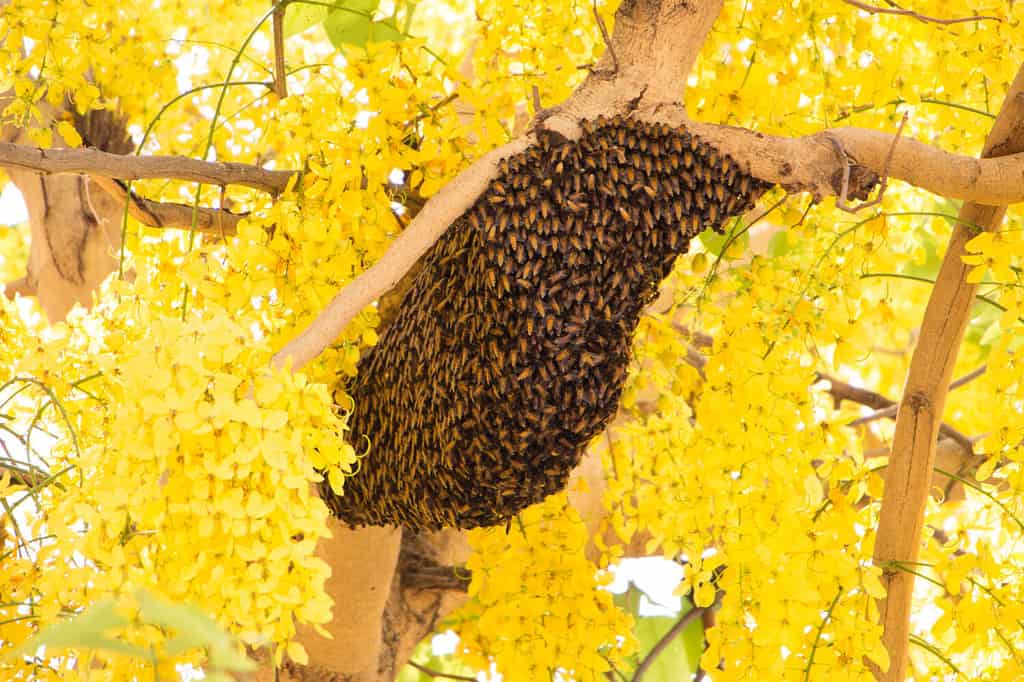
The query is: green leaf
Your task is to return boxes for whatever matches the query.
[368,19,406,42]
[978,318,1002,347]
[283,4,330,37]
[766,229,792,258]
[699,220,747,259]
[323,0,381,48]
[18,598,147,659]
[135,592,256,672]
[612,585,703,679]
[632,600,702,681]
[963,301,1000,354]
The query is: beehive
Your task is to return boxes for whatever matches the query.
[324,115,770,530]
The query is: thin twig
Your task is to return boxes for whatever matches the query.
[406,660,476,681]
[631,607,706,681]
[826,370,978,455]
[789,198,814,230]
[949,364,986,390]
[405,92,459,130]
[841,0,1001,25]
[272,1,288,99]
[847,364,983,428]
[593,0,618,74]
[0,461,53,489]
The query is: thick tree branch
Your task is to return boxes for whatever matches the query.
[0,141,294,194]
[675,117,1024,205]
[271,137,532,370]
[868,64,1024,682]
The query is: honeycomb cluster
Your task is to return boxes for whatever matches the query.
[325,115,770,531]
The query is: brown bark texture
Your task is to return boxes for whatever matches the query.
[868,65,1024,681]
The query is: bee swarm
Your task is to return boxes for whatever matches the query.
[325,115,770,531]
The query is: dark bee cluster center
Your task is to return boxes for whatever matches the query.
[325,116,770,531]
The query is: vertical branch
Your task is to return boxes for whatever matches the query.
[870,64,1024,681]
[272,1,288,99]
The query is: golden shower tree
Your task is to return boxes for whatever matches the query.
[1,0,1024,680]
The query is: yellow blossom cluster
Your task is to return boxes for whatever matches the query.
[4,0,1024,679]
[0,223,29,285]
[455,493,636,681]
[0,283,356,677]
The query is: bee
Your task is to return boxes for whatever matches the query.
[331,119,770,531]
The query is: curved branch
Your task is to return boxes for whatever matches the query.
[841,0,1001,25]
[271,137,532,370]
[0,141,294,194]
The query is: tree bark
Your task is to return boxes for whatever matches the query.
[869,63,1024,681]
[0,96,132,321]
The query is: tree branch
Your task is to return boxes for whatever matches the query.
[2,276,35,299]
[90,176,244,235]
[819,370,980,455]
[406,661,476,681]
[868,63,1024,682]
[841,0,1001,25]
[0,141,294,194]
[274,0,1024,374]
[271,1,288,99]
[817,372,893,411]
[0,461,52,488]
[672,116,1024,205]
[271,137,533,370]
